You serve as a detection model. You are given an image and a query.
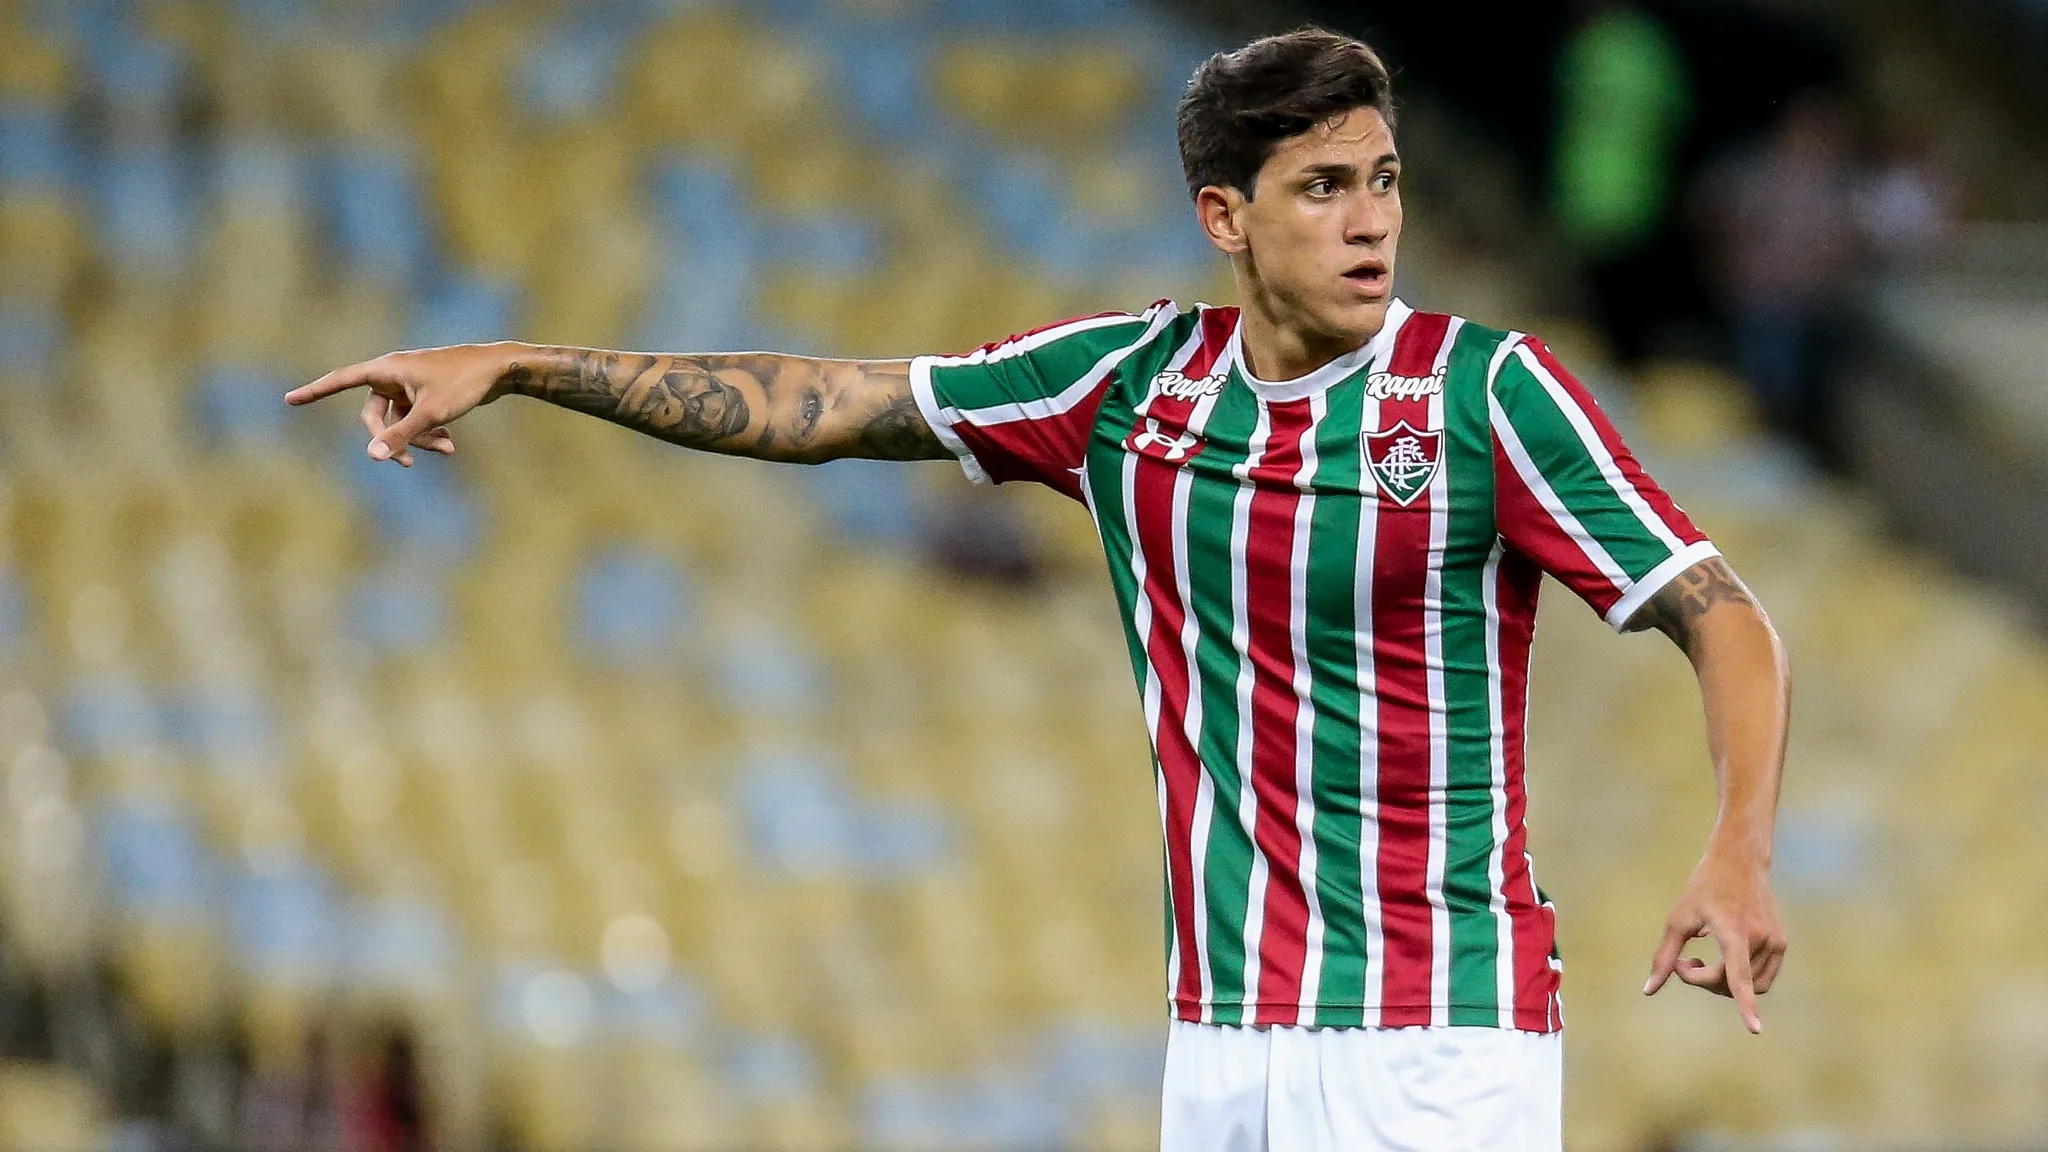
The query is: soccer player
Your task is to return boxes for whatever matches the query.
[287,27,1789,1151]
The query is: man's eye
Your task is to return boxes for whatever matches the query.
[1374,171,1398,192]
[1307,179,1335,196]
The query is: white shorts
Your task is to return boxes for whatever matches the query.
[1160,1021,1562,1152]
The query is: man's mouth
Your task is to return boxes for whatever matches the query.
[1343,261,1389,291]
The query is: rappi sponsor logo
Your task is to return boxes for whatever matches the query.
[1152,369,1228,402]
[1124,417,1206,465]
[1363,366,1445,401]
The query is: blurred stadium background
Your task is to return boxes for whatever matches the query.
[0,0,2043,1149]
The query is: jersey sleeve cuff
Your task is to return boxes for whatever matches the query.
[1603,540,1721,632]
[908,355,992,486]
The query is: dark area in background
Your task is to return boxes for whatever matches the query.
[1297,0,1845,361]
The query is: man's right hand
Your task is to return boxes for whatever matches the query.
[287,342,947,468]
[285,342,516,467]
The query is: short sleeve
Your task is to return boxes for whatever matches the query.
[1488,335,1719,631]
[911,301,1175,500]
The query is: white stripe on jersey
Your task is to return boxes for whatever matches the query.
[1481,539,1517,1028]
[1289,390,1328,1022]
[1421,318,1461,1026]
[1353,333,1396,1022]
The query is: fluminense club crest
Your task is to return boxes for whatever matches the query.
[1364,420,1442,506]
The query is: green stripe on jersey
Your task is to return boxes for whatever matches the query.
[1181,382,1260,1025]
[1440,323,1515,1025]
[1299,381,1368,1028]
[927,317,1158,412]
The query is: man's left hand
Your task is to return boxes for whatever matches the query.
[1644,843,1788,1034]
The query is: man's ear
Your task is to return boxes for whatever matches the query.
[1196,184,1249,255]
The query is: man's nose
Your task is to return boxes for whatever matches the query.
[1346,198,1389,244]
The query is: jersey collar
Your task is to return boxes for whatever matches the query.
[1226,297,1413,404]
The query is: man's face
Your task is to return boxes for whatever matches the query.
[1207,107,1403,346]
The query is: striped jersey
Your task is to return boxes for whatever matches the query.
[909,299,1717,1032]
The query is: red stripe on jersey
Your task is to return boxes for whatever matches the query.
[1371,309,1453,1027]
[1494,551,1560,1030]
[953,390,1111,501]
[1520,337,1706,546]
[1491,433,1625,615]
[1240,399,1315,1023]
[1131,308,1235,1015]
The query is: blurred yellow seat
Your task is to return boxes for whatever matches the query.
[0,1064,105,1152]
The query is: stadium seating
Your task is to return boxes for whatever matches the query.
[0,1,2044,1150]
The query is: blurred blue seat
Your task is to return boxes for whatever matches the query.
[340,434,482,558]
[195,364,291,444]
[575,548,693,666]
[97,800,213,917]
[638,247,759,353]
[231,862,339,983]
[349,895,457,991]
[320,147,430,286]
[519,6,652,122]
[348,563,451,652]
[737,753,853,876]
[861,1071,1064,1150]
[649,157,757,262]
[95,144,195,275]
[1036,1021,1166,1109]
[212,140,306,214]
[716,628,821,716]
[404,274,519,348]
[0,571,24,650]
[0,102,74,192]
[602,976,709,1048]
[962,147,1062,256]
[1774,807,1880,903]
[88,32,187,138]
[723,1030,819,1106]
[801,458,921,547]
[813,27,931,142]
[642,159,762,346]
[181,686,278,765]
[492,961,599,1048]
[853,797,953,880]
[757,209,881,275]
[0,304,63,378]
[64,679,163,758]
[228,0,316,38]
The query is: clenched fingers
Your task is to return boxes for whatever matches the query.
[1710,922,1763,1034]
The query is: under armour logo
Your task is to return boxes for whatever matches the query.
[1126,418,1205,464]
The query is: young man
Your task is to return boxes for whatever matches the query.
[288,28,1789,1151]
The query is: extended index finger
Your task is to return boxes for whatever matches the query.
[286,356,400,406]
[1714,923,1763,1034]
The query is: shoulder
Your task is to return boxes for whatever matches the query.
[1424,313,1581,387]
[962,299,1192,362]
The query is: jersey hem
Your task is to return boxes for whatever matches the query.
[1603,540,1721,631]
[1171,1000,1563,1034]
[906,355,992,486]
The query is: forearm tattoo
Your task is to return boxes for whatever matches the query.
[497,349,947,464]
[1625,556,1757,655]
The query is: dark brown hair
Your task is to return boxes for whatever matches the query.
[1176,27,1396,201]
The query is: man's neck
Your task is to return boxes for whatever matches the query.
[1235,280,1381,383]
